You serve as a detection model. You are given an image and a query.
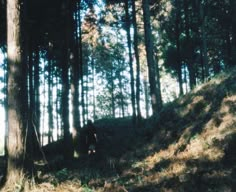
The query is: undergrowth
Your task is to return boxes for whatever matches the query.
[1,68,236,191]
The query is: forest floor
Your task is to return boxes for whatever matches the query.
[1,67,236,191]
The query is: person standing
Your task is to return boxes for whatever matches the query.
[86,120,97,155]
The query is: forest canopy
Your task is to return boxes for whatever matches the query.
[0,0,235,124]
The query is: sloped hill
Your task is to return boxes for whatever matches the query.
[119,67,236,191]
[2,68,236,192]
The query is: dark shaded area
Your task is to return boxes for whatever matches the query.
[2,70,236,191]
[126,70,236,191]
[0,156,6,187]
[223,133,236,167]
[0,0,6,48]
[153,159,171,172]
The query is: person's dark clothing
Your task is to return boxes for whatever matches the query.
[86,121,97,155]
[86,123,97,145]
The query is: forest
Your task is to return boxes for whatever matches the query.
[0,0,236,191]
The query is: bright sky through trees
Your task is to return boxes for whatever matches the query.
[0,1,183,154]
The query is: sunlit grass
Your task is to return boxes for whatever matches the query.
[116,68,236,191]
[2,67,236,192]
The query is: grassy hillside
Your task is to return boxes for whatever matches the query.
[124,68,236,191]
[2,68,236,191]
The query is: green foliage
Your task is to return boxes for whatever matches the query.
[158,0,236,87]
[96,94,113,118]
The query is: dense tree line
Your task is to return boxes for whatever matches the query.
[157,0,236,92]
[0,0,235,187]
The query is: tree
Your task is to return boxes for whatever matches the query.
[28,33,41,156]
[78,1,86,125]
[131,0,142,120]
[199,0,209,80]
[231,0,236,65]
[71,1,81,156]
[174,0,184,95]
[5,0,33,187]
[124,0,136,125]
[47,45,54,143]
[183,0,196,89]
[0,0,6,48]
[61,0,73,160]
[142,0,162,114]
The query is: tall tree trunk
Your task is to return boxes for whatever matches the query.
[34,45,41,150]
[92,57,96,120]
[125,0,136,124]
[6,0,33,186]
[41,69,47,146]
[111,65,115,118]
[61,1,72,160]
[56,76,62,140]
[61,53,71,159]
[199,43,205,82]
[47,54,53,143]
[78,2,85,125]
[184,0,196,89]
[142,0,162,115]
[143,76,149,118]
[70,1,80,157]
[28,36,40,157]
[85,63,89,120]
[175,0,183,95]
[120,82,125,117]
[195,0,205,82]
[230,0,236,66]
[82,62,88,121]
[199,0,209,81]
[131,0,142,124]
[118,67,125,117]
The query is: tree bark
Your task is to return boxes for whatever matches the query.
[91,58,96,120]
[199,0,209,80]
[34,45,41,149]
[118,69,125,117]
[70,1,80,157]
[47,52,53,143]
[175,0,183,95]
[28,35,40,157]
[131,0,142,124]
[143,76,149,118]
[142,0,162,115]
[61,1,73,160]
[184,0,196,89]
[78,2,86,125]
[125,0,136,124]
[6,0,33,186]
[230,0,236,66]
